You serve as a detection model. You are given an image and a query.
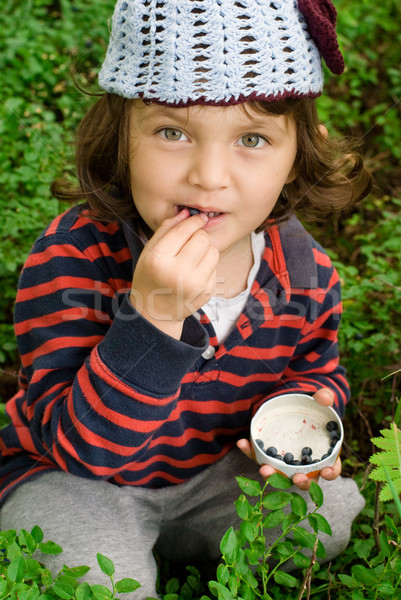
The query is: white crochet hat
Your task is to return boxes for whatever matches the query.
[98,0,344,106]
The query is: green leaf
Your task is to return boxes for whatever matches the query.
[263,509,285,529]
[240,520,258,542]
[165,578,180,595]
[275,541,294,558]
[293,552,312,568]
[308,481,324,508]
[216,564,229,585]
[115,578,141,593]
[245,546,260,566]
[227,573,238,597]
[16,583,40,600]
[384,514,399,536]
[7,557,26,582]
[379,530,391,557]
[262,491,292,510]
[351,564,378,586]
[292,527,318,550]
[62,565,91,578]
[18,530,37,554]
[392,556,401,574]
[235,494,253,519]
[220,528,239,561]
[273,570,298,588]
[76,582,92,600]
[51,582,74,600]
[308,513,332,536]
[236,477,261,497]
[351,589,366,599]
[38,541,63,555]
[30,526,44,545]
[242,569,258,589]
[6,540,24,560]
[96,554,115,577]
[90,584,113,600]
[353,539,373,560]
[377,581,394,596]
[266,473,292,489]
[290,493,308,518]
[281,512,298,533]
[0,581,8,597]
[338,574,359,588]
[208,580,234,600]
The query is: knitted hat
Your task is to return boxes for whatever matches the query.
[98,0,344,106]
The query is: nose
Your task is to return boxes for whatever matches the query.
[187,144,230,192]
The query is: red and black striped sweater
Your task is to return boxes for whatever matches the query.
[0,205,349,501]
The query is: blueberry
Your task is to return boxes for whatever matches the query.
[326,421,338,432]
[301,455,312,465]
[266,446,278,457]
[321,453,329,460]
[292,460,302,465]
[311,459,320,464]
[275,454,283,461]
[255,439,264,450]
[301,447,312,456]
[284,452,294,464]
[327,446,333,455]
[188,207,201,216]
[330,432,340,447]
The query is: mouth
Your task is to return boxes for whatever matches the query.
[177,205,224,218]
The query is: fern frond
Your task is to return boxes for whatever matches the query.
[369,423,401,503]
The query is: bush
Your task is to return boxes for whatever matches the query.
[0,0,114,367]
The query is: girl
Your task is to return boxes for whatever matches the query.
[0,0,372,597]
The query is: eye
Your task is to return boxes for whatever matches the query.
[238,133,267,148]
[158,128,188,141]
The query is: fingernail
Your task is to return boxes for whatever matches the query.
[199,212,208,222]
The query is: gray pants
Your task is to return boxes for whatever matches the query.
[0,449,364,599]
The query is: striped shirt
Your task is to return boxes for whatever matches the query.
[0,205,349,502]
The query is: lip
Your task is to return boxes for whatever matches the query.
[202,212,227,230]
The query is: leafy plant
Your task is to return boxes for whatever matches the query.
[370,423,401,503]
[160,566,205,600]
[0,527,140,600]
[202,473,331,600]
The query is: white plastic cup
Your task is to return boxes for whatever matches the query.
[250,393,343,479]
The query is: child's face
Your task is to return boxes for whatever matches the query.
[129,100,297,257]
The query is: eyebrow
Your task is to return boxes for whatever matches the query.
[145,106,190,123]
[144,105,288,134]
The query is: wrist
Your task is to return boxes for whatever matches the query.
[129,292,184,340]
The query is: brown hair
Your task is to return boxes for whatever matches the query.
[51,93,372,227]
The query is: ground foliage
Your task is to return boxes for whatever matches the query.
[0,0,400,597]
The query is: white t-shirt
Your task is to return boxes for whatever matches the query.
[200,231,265,344]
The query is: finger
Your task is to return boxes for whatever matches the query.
[259,464,277,480]
[149,210,208,256]
[292,472,318,491]
[177,228,212,267]
[320,457,342,481]
[189,243,220,281]
[236,439,255,461]
[313,388,335,407]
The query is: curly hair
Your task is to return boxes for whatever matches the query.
[51,93,372,228]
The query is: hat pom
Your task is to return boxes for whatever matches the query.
[297,0,345,75]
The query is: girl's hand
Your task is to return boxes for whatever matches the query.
[130,209,219,339]
[237,388,342,491]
